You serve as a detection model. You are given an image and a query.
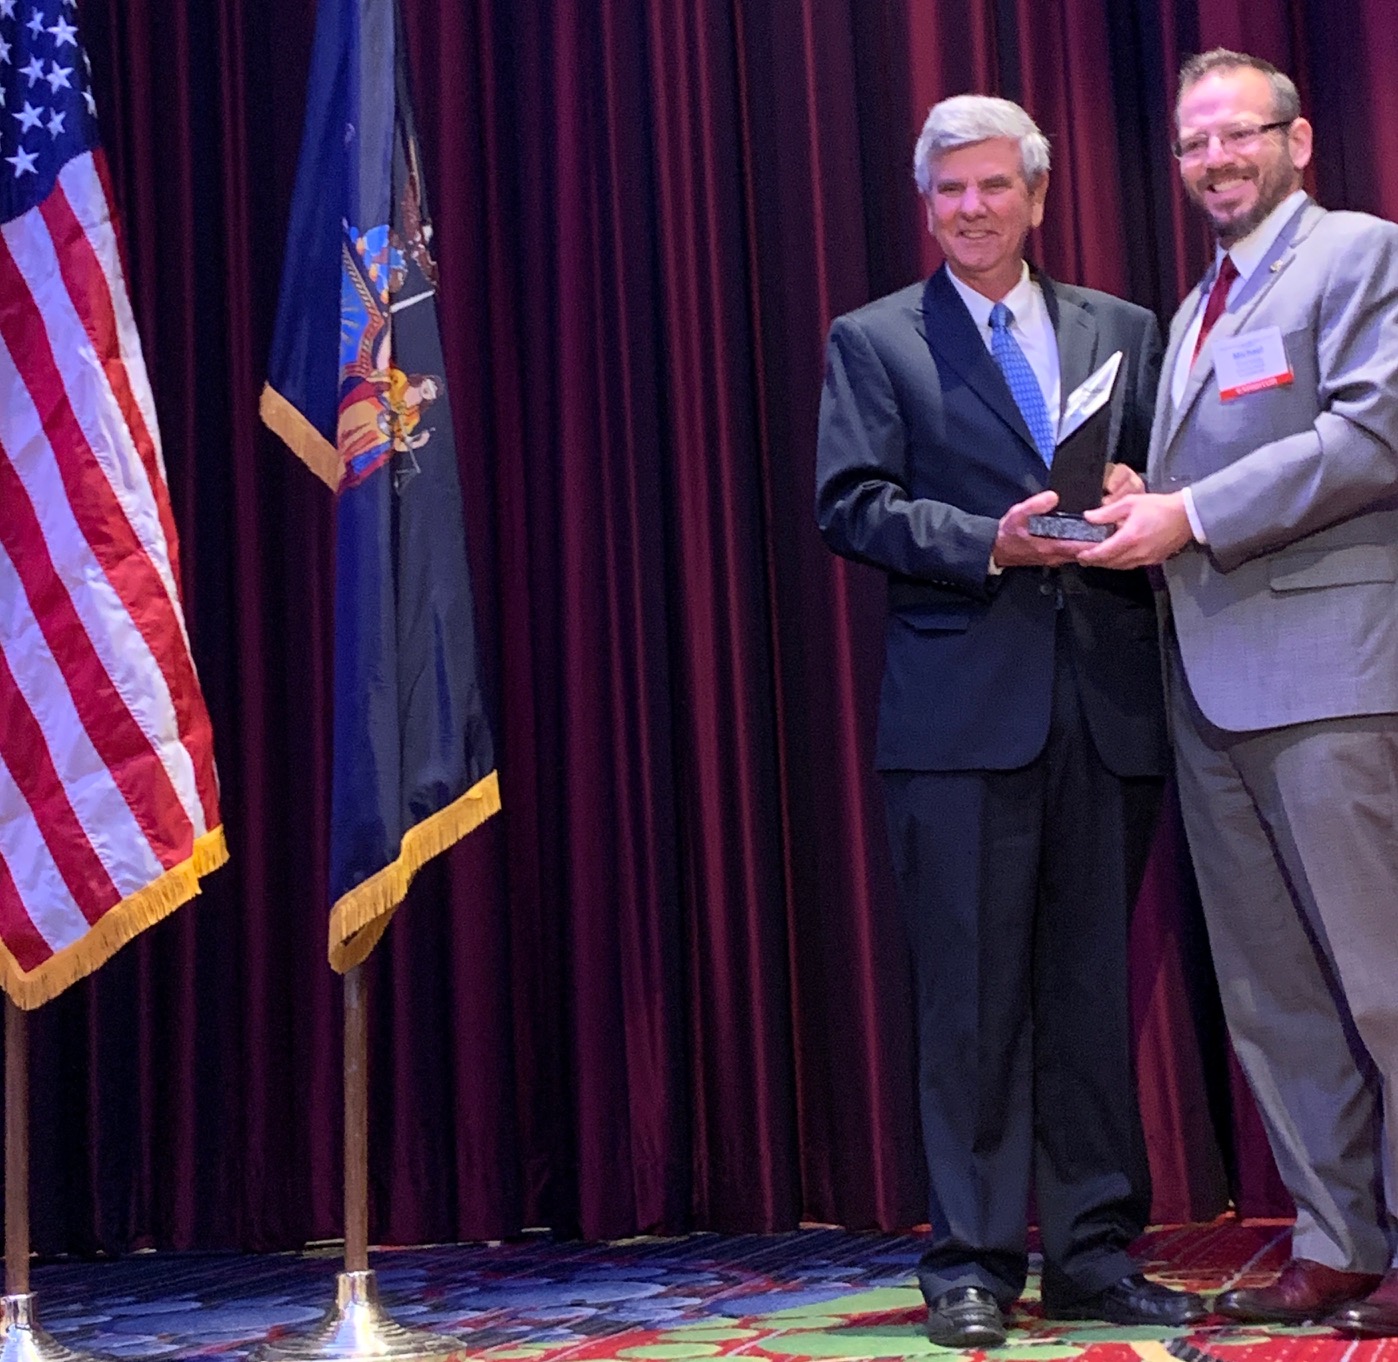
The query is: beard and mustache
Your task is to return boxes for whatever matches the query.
[1187,151,1303,246]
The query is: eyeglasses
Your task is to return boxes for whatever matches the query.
[1173,120,1294,164]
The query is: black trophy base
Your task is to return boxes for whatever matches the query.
[1028,512,1114,542]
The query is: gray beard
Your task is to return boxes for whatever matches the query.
[1207,172,1303,247]
[1215,201,1275,246]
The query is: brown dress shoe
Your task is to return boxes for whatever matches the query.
[1215,1258,1383,1324]
[1328,1269,1398,1336]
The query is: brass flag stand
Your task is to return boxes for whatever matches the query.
[252,967,464,1362]
[0,1002,113,1362]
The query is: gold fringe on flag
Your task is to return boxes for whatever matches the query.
[328,769,502,972]
[0,827,230,1011]
[259,383,343,492]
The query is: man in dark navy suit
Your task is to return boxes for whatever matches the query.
[816,94,1204,1347]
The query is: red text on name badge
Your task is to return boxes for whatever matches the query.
[1215,326,1293,402]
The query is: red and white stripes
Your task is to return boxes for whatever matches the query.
[0,150,224,1006]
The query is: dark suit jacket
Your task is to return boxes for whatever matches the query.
[816,265,1167,777]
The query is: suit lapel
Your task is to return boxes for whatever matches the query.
[1042,274,1098,411]
[1162,199,1323,454]
[1148,295,1198,481]
[919,266,1044,468]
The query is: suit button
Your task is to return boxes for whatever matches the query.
[1039,582,1054,595]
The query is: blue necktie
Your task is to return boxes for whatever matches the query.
[989,302,1055,465]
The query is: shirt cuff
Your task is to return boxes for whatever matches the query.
[1181,487,1207,544]
[988,553,1004,577]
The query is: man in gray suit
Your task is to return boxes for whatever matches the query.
[1084,49,1398,1334]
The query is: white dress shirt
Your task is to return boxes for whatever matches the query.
[947,262,1062,431]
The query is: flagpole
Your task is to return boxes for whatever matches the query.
[6,1002,29,1302]
[343,966,370,1277]
[252,967,464,1362]
[0,1002,111,1362]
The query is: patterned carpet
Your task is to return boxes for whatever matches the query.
[23,1219,1398,1361]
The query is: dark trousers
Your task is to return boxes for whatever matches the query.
[882,630,1158,1308]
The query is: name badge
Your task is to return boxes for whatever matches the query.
[1214,326,1294,401]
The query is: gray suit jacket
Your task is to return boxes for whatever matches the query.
[1151,199,1398,732]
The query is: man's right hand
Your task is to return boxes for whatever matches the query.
[992,491,1089,569]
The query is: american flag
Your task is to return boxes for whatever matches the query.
[0,0,226,1008]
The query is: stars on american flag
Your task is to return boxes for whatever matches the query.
[1,0,101,193]
[5,142,34,175]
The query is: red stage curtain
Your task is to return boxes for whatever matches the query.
[24,0,1395,1252]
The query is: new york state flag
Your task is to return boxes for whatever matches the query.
[262,0,499,969]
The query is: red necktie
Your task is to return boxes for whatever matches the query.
[1190,253,1239,367]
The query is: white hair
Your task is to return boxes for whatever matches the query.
[912,95,1051,195]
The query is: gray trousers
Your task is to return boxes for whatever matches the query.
[1170,643,1398,1271]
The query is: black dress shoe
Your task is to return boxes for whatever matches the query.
[1042,1272,1209,1326]
[926,1285,1008,1348]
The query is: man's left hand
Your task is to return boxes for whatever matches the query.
[1101,462,1145,504]
[1077,491,1193,568]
